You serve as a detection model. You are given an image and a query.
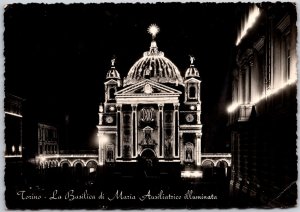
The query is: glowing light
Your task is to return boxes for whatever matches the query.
[227,79,297,113]
[236,5,260,46]
[190,105,196,110]
[99,134,109,145]
[99,105,103,113]
[5,111,22,118]
[109,106,115,111]
[148,24,160,39]
[39,156,46,162]
[98,134,109,166]
[12,145,15,153]
[227,102,241,113]
[181,171,203,178]
[19,145,22,152]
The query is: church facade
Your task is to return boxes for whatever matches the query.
[34,25,231,179]
[97,25,202,173]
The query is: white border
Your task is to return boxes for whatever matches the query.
[0,1,298,212]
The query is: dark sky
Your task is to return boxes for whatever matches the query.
[4,3,248,153]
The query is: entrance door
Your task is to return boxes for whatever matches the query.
[140,149,158,176]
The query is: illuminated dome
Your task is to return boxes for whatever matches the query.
[106,58,120,80]
[123,25,183,86]
[185,56,200,78]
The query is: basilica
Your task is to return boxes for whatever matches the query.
[34,25,230,179]
[97,25,202,173]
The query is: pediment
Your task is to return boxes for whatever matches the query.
[104,79,118,85]
[115,79,182,96]
[184,77,201,83]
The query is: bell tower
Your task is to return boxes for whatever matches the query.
[180,56,202,167]
[104,58,121,104]
[184,56,201,105]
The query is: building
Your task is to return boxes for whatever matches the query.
[35,24,231,179]
[227,3,297,207]
[4,94,25,191]
[4,94,24,158]
[98,25,202,176]
[38,123,59,155]
[97,24,230,177]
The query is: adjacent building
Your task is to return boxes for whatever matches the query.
[228,3,297,207]
[38,123,59,155]
[4,94,24,158]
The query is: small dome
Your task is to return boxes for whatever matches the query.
[124,41,183,86]
[106,58,120,80]
[185,65,200,78]
[185,56,200,78]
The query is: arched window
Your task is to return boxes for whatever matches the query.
[106,145,114,162]
[109,87,115,99]
[189,86,196,98]
[184,143,194,162]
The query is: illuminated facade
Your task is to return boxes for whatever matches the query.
[97,25,203,174]
[228,3,297,207]
[38,123,59,155]
[5,94,24,158]
[35,25,231,178]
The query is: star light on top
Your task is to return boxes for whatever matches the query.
[148,24,160,39]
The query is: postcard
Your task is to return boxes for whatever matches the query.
[3,1,297,209]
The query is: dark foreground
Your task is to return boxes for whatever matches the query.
[5,161,233,209]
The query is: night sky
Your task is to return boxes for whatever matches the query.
[4,3,248,155]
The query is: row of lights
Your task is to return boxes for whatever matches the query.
[236,5,261,46]
[11,145,22,153]
[227,79,297,113]
[181,171,203,179]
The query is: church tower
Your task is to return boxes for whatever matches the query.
[104,58,121,104]
[180,56,202,167]
[98,59,121,165]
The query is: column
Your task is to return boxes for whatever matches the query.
[131,104,137,157]
[238,68,243,104]
[99,104,104,125]
[158,104,164,157]
[98,132,104,166]
[249,57,254,104]
[196,132,202,166]
[197,103,201,124]
[173,103,179,157]
[116,104,122,158]
[245,65,250,104]
[179,132,183,164]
